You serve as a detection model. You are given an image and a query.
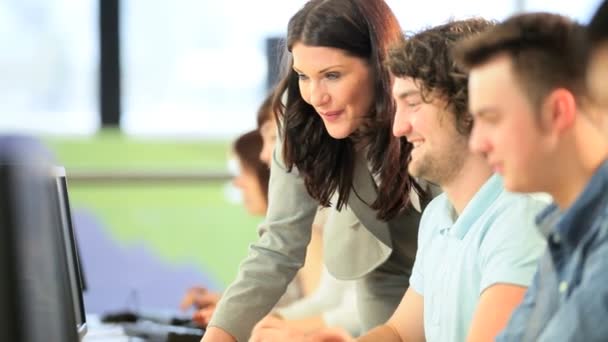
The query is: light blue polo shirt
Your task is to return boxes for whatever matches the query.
[409,174,547,342]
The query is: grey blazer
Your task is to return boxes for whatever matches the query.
[208,141,424,341]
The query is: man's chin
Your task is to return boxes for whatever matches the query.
[503,175,532,194]
[407,165,425,180]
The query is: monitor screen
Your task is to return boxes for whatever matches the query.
[0,136,79,342]
[54,166,88,339]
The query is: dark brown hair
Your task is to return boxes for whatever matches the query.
[386,18,495,135]
[454,12,589,111]
[271,0,416,220]
[234,130,270,204]
[256,92,274,129]
[589,0,608,44]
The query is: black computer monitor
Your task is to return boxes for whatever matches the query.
[53,166,88,339]
[0,136,79,342]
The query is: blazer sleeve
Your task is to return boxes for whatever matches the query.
[207,139,319,341]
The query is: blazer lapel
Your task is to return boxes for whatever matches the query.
[346,152,392,249]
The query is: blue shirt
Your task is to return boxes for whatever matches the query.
[410,174,546,342]
[498,159,608,342]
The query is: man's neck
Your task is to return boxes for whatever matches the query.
[550,120,608,210]
[441,153,494,215]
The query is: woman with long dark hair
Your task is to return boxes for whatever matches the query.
[203,1,427,341]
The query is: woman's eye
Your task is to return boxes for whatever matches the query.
[325,72,340,80]
[297,73,308,81]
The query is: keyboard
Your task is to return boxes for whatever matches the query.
[121,321,203,342]
[84,313,203,342]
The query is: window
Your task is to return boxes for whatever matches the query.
[0,0,98,135]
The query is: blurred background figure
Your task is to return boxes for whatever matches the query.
[230,130,270,217]
[181,125,323,325]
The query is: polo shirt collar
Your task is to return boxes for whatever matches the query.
[445,173,503,239]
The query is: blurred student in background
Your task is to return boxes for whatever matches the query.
[231,130,270,216]
[181,129,306,320]
[182,95,326,327]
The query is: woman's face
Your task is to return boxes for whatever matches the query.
[232,159,267,216]
[259,117,277,166]
[291,43,375,139]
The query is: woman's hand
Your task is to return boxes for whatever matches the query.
[250,316,307,342]
[308,327,355,342]
[250,317,354,342]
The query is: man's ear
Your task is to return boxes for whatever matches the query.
[540,88,577,135]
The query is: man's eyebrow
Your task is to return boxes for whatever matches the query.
[394,90,421,100]
[471,107,500,119]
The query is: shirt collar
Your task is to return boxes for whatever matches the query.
[445,173,504,239]
[536,203,560,238]
[537,159,608,248]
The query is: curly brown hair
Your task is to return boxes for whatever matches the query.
[271,0,418,220]
[453,13,588,112]
[386,18,495,136]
